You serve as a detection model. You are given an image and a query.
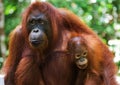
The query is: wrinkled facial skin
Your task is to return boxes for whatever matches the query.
[68,37,88,69]
[27,10,51,49]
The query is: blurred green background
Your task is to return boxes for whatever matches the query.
[0,0,120,75]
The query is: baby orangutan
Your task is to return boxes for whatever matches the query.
[68,37,88,69]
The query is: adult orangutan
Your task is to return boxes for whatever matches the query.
[3,1,118,85]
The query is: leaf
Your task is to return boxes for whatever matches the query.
[5,5,17,15]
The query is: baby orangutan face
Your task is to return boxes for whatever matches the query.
[68,37,88,69]
[75,50,88,69]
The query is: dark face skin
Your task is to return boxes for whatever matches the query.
[27,10,51,49]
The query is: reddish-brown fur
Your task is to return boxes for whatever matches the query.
[3,2,118,85]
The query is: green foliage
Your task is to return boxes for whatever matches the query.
[48,0,120,42]
[4,0,120,40]
[0,57,4,69]
[4,0,30,36]
[1,0,30,69]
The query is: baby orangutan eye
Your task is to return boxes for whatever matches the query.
[82,51,87,56]
[75,54,81,59]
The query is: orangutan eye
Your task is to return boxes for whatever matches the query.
[75,54,81,59]
[39,20,44,25]
[29,19,36,25]
[82,51,87,56]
